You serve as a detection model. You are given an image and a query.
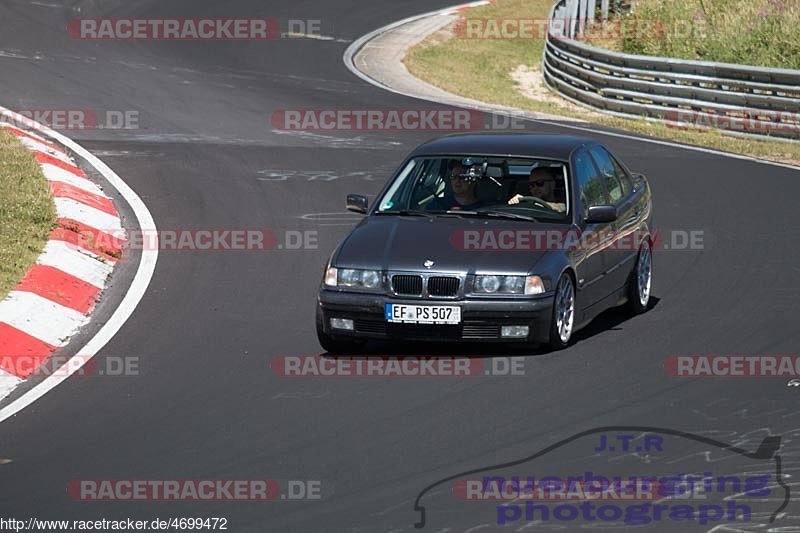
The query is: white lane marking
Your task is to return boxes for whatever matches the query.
[54,197,124,233]
[281,32,352,43]
[41,163,108,197]
[38,240,113,289]
[0,371,22,399]
[0,292,88,347]
[342,5,800,172]
[0,106,159,421]
[17,136,72,163]
[0,50,30,60]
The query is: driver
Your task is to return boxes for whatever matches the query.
[427,161,483,211]
[507,166,566,212]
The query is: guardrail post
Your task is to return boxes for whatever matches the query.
[600,0,609,20]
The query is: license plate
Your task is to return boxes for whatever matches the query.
[385,304,461,324]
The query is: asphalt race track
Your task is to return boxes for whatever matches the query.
[1,1,800,531]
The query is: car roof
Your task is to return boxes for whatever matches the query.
[410,133,596,161]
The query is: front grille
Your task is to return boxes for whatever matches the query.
[462,323,500,339]
[392,275,423,295]
[428,276,460,297]
[387,323,462,340]
[354,318,386,335]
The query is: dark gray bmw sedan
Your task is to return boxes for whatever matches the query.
[316,134,654,352]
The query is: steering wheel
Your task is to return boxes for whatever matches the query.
[521,196,553,210]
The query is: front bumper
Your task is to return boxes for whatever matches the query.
[318,289,554,343]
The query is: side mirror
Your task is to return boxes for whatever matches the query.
[586,205,617,224]
[346,194,368,214]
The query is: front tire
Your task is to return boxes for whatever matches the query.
[548,273,576,350]
[628,240,652,314]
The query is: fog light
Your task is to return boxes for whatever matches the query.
[501,325,530,338]
[330,318,354,331]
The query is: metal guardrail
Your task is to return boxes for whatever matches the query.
[542,0,800,140]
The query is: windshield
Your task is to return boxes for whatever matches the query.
[375,156,570,222]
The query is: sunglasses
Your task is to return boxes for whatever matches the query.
[529,179,552,187]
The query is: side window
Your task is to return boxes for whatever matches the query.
[610,155,633,197]
[589,146,623,204]
[573,150,607,220]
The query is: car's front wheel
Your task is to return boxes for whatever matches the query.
[628,240,652,314]
[548,273,576,350]
[315,308,365,354]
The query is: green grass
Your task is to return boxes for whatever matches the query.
[0,129,56,300]
[619,0,800,69]
[403,0,800,166]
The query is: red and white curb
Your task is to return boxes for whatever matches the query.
[0,123,127,398]
[0,110,157,417]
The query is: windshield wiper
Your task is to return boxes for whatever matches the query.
[375,209,431,217]
[446,210,537,221]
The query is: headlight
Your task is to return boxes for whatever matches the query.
[476,275,501,293]
[361,270,381,289]
[339,269,362,287]
[473,275,545,295]
[325,267,383,291]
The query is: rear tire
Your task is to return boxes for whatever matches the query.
[316,308,365,354]
[628,240,652,315]
[548,273,576,350]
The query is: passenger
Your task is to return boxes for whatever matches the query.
[427,162,483,211]
[507,167,566,212]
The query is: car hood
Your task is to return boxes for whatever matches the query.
[334,215,561,274]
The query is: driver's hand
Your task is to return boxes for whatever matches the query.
[507,194,523,205]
